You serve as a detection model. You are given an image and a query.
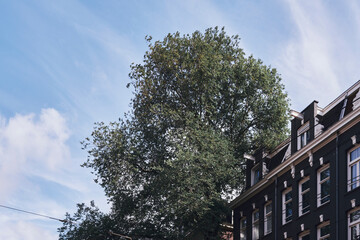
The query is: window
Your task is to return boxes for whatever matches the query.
[299,177,310,215]
[348,146,360,191]
[252,210,259,240]
[240,217,247,240]
[264,202,272,235]
[349,208,360,240]
[251,165,261,186]
[318,221,330,240]
[317,165,330,206]
[297,122,310,150]
[299,232,310,240]
[282,188,292,224]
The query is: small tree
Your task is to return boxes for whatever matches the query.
[59,27,289,240]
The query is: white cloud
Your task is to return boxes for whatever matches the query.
[0,108,70,201]
[0,108,110,239]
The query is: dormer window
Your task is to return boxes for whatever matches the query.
[298,122,310,150]
[251,164,261,186]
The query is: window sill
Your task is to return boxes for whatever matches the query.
[347,186,360,194]
[282,220,292,226]
[317,200,330,208]
[298,211,310,219]
[264,231,272,236]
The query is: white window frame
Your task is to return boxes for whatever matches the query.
[299,230,310,240]
[251,164,261,186]
[264,201,272,235]
[317,221,330,240]
[348,145,360,191]
[349,207,360,240]
[299,177,310,216]
[252,209,259,240]
[297,122,310,150]
[317,164,330,206]
[240,217,247,240]
[282,188,292,225]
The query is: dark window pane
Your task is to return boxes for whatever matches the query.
[302,192,310,213]
[321,180,330,204]
[351,147,360,161]
[254,211,259,221]
[302,180,310,191]
[350,210,360,222]
[301,134,305,148]
[265,204,272,214]
[285,191,292,201]
[351,226,357,240]
[320,168,330,181]
[351,164,358,189]
[306,130,310,143]
[320,224,330,236]
[286,201,292,222]
[265,215,272,233]
[301,234,310,240]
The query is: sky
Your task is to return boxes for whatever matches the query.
[0,0,360,239]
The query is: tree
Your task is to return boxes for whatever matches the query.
[59,27,289,240]
[58,201,114,240]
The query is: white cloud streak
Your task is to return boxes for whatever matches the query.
[277,1,339,109]
[276,0,360,110]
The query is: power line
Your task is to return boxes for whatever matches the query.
[0,204,66,223]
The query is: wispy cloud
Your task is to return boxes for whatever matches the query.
[276,0,360,110]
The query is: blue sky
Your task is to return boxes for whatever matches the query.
[0,0,360,239]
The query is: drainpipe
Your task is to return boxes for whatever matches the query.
[274,177,278,240]
[336,131,339,240]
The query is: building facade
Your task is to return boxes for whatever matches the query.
[230,81,360,240]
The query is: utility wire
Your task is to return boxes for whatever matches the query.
[0,204,66,223]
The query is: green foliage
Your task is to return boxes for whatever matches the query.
[59,27,290,240]
[58,201,115,240]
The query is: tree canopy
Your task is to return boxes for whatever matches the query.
[58,27,289,240]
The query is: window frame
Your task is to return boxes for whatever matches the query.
[317,221,330,240]
[299,177,310,216]
[264,201,272,235]
[252,209,259,240]
[240,216,247,240]
[348,207,360,240]
[282,188,292,225]
[298,230,310,240]
[297,122,310,150]
[348,145,360,191]
[317,164,330,206]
